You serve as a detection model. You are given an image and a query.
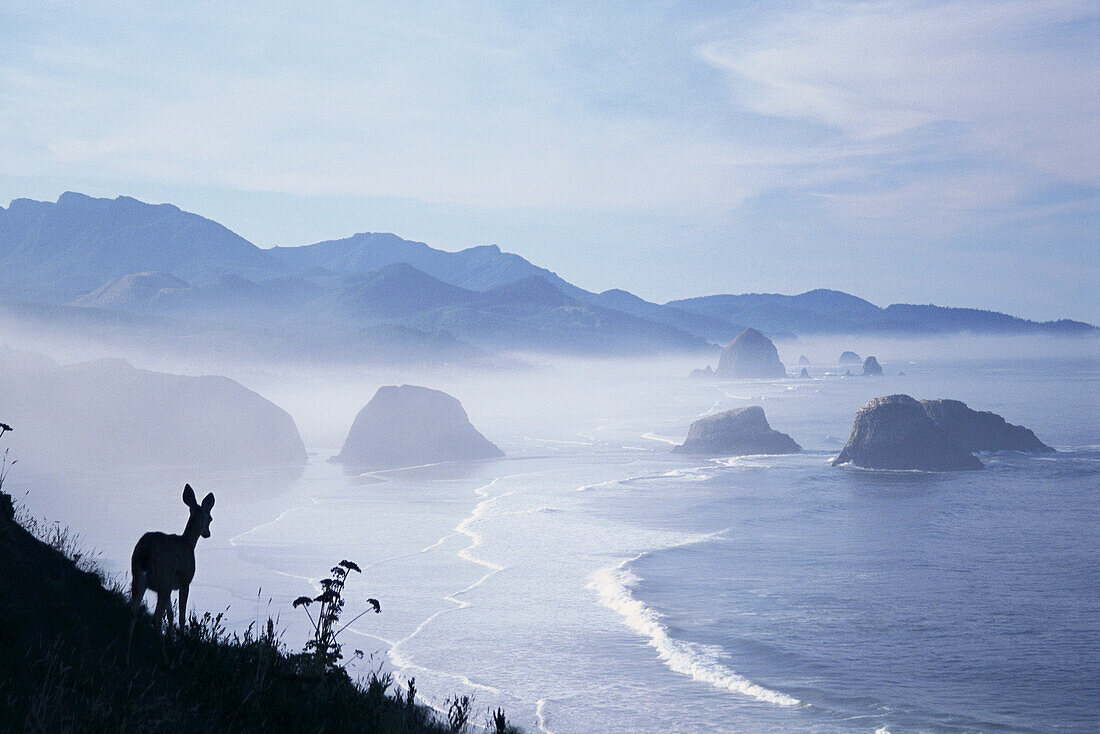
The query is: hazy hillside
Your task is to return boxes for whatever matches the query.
[0,348,307,470]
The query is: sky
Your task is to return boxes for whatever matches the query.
[1,1,1097,321]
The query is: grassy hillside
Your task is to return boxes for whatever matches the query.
[0,485,520,733]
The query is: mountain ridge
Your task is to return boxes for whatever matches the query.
[1,193,1093,351]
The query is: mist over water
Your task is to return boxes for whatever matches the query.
[5,332,1099,732]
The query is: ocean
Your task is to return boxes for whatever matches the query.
[16,346,1100,733]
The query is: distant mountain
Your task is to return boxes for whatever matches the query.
[582,289,747,343]
[332,263,478,321]
[269,234,589,298]
[0,193,283,297]
[73,271,189,311]
[667,290,886,335]
[410,276,711,354]
[668,289,1094,336]
[0,193,1093,353]
[877,304,1095,335]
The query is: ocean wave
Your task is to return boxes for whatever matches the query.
[587,558,801,707]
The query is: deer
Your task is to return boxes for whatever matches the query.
[127,483,215,663]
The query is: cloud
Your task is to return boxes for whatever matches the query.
[697,0,1099,232]
[0,3,776,212]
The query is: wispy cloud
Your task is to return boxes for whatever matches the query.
[698,0,1099,230]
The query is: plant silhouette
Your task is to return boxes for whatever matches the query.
[293,559,380,676]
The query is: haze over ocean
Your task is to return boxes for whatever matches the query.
[14,351,1098,733]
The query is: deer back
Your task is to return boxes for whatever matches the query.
[132,531,197,593]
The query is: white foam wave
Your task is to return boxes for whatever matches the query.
[387,475,524,700]
[641,431,681,446]
[588,558,801,707]
[454,479,510,572]
[577,466,712,492]
[575,478,622,492]
[659,467,710,481]
[535,698,556,734]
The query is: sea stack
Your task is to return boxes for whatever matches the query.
[798,355,810,365]
[714,328,786,379]
[839,351,862,365]
[799,367,810,378]
[833,394,983,471]
[863,356,883,376]
[919,399,1053,453]
[333,385,503,469]
[674,406,801,456]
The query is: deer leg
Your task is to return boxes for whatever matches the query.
[153,593,170,661]
[178,585,189,635]
[165,594,175,645]
[152,593,169,632]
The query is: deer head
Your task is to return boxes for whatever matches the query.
[182,483,215,539]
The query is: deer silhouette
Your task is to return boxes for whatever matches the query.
[127,483,215,662]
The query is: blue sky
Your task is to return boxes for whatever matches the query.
[1,1,1097,321]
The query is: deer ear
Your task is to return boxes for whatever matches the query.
[183,484,197,508]
[202,493,215,510]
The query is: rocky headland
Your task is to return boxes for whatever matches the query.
[0,349,306,470]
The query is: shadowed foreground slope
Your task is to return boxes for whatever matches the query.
[0,492,518,733]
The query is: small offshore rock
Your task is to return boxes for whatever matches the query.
[673,406,801,456]
[863,356,883,376]
[714,328,786,379]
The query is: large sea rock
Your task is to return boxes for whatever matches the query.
[673,406,801,456]
[919,399,1053,453]
[839,351,862,364]
[863,356,883,376]
[0,349,307,470]
[714,328,786,378]
[832,394,983,471]
[334,385,503,469]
